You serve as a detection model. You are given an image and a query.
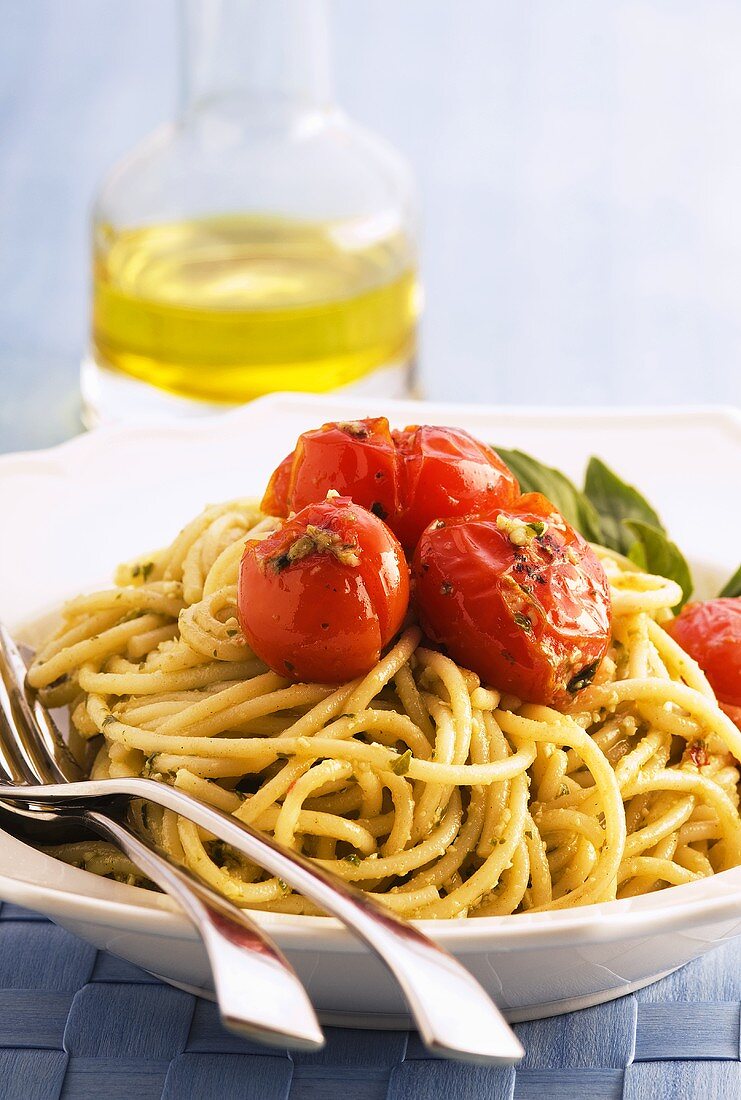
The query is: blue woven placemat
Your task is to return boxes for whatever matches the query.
[1,901,740,1100]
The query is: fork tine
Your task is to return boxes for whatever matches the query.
[0,625,327,1051]
[0,706,30,782]
[0,634,40,784]
[17,639,92,780]
[0,623,79,784]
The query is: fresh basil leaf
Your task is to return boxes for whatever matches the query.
[719,563,741,598]
[624,520,693,609]
[495,448,603,542]
[584,457,664,555]
[496,450,694,604]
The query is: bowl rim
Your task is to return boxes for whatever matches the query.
[3,856,741,953]
[2,392,740,473]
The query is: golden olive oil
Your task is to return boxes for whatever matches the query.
[92,215,418,403]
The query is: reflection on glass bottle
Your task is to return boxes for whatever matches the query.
[83,0,420,424]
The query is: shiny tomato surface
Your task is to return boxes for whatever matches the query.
[412,493,612,705]
[261,418,399,523]
[261,451,294,517]
[261,418,519,555]
[392,425,520,551]
[238,497,409,683]
[666,598,741,725]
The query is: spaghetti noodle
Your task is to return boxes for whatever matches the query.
[28,500,741,918]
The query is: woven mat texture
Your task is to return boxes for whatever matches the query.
[1,902,740,1099]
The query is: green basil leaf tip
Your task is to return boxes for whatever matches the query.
[624,519,693,610]
[583,457,664,556]
[719,563,741,599]
[494,447,603,543]
[494,448,695,608]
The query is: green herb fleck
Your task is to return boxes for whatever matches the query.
[120,610,144,624]
[130,561,155,581]
[526,520,547,537]
[210,841,228,865]
[343,853,362,866]
[567,660,599,694]
[392,749,412,776]
[513,612,533,633]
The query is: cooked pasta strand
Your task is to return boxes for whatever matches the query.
[36,500,741,917]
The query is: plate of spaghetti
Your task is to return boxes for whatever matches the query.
[1,394,740,1023]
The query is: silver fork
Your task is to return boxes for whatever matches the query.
[0,624,324,1052]
[0,622,524,1065]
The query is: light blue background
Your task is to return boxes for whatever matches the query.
[2,0,741,452]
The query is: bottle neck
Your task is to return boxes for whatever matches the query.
[178,0,333,119]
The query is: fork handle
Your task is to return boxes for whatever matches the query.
[78,807,323,1051]
[1,776,523,1064]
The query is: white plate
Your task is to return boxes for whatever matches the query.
[1,394,740,1025]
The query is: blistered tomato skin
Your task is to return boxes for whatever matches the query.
[261,451,295,517]
[261,418,400,524]
[260,419,520,555]
[238,497,409,683]
[667,599,741,726]
[412,493,612,706]
[392,425,520,552]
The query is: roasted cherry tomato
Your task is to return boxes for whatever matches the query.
[412,493,612,705]
[392,424,520,551]
[238,496,409,683]
[261,451,295,517]
[260,418,399,524]
[261,418,519,554]
[666,598,741,728]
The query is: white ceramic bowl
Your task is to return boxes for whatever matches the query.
[1,394,740,1025]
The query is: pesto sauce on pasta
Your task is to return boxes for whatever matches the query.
[28,501,741,917]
